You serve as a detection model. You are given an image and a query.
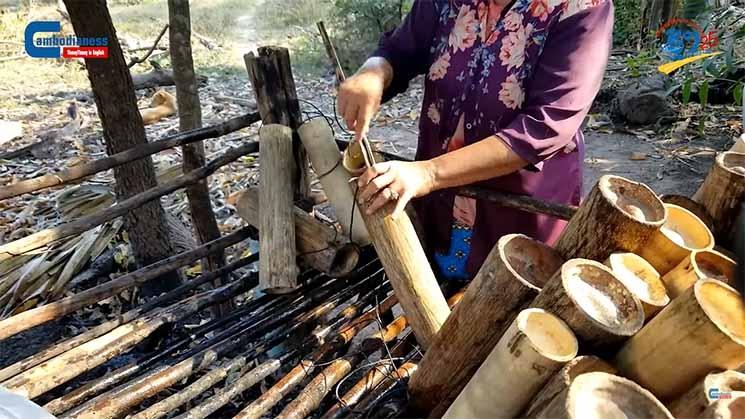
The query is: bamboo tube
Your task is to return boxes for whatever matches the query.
[554,175,666,261]
[638,203,715,275]
[320,361,396,419]
[259,124,298,293]
[614,279,745,401]
[352,361,419,417]
[701,397,745,419]
[530,259,645,349]
[693,152,745,243]
[444,309,578,419]
[663,249,736,298]
[604,252,669,319]
[732,134,745,153]
[536,372,673,419]
[660,194,715,230]
[408,234,564,415]
[297,118,369,245]
[522,356,617,418]
[668,370,745,418]
[235,187,359,276]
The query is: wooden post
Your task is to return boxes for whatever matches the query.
[258,125,297,293]
[554,175,666,261]
[693,152,745,245]
[356,202,450,350]
[522,356,617,418]
[297,119,370,245]
[244,46,310,203]
[408,234,564,416]
[668,370,745,418]
[235,187,359,277]
[614,279,745,401]
[530,259,645,350]
[535,372,673,419]
[604,252,669,319]
[662,249,736,298]
[638,203,714,276]
[444,309,577,419]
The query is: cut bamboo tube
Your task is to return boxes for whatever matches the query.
[530,259,645,350]
[235,187,359,276]
[732,134,745,153]
[536,372,673,419]
[614,279,745,401]
[408,234,564,416]
[638,203,715,276]
[693,152,745,244]
[663,249,736,298]
[522,356,617,418]
[554,175,666,261]
[444,309,578,419]
[259,124,298,293]
[701,397,745,419]
[297,119,369,245]
[604,252,669,319]
[660,194,715,230]
[669,370,745,418]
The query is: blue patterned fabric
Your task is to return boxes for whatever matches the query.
[433,224,473,281]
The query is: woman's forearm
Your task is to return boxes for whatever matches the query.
[358,57,394,89]
[427,135,528,191]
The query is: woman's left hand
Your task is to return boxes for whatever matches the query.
[356,160,436,216]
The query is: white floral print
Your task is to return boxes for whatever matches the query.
[427,103,441,125]
[499,74,525,109]
[499,24,528,70]
[502,10,523,31]
[449,5,479,52]
[429,51,451,81]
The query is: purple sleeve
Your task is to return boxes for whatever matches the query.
[497,0,614,167]
[371,0,439,102]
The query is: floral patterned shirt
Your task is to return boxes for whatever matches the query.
[373,0,613,278]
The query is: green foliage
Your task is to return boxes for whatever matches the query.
[625,51,655,78]
[613,0,641,47]
[682,0,709,20]
[734,82,744,106]
[682,78,693,104]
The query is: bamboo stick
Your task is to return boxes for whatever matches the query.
[530,259,645,350]
[0,227,252,341]
[316,21,346,84]
[522,356,617,418]
[444,309,578,419]
[638,203,715,275]
[614,279,745,401]
[693,151,745,244]
[663,249,736,298]
[408,234,564,416]
[660,194,715,230]
[668,370,745,418]
[604,252,669,319]
[535,372,673,419]
[321,361,396,419]
[235,187,359,276]
[259,124,298,293]
[554,175,666,261]
[0,113,259,201]
[352,361,419,417]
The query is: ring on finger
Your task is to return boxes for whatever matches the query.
[386,188,399,201]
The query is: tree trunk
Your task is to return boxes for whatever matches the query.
[63,0,179,295]
[168,0,226,306]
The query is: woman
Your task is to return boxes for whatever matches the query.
[339,0,613,280]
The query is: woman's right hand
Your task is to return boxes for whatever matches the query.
[337,57,392,141]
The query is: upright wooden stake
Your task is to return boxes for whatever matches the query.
[614,279,745,401]
[554,175,666,261]
[408,234,564,416]
[662,249,736,298]
[444,309,578,419]
[604,252,669,319]
[259,124,297,293]
[693,152,745,244]
[668,370,745,418]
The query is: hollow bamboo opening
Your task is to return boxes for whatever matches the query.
[563,373,673,419]
[720,151,745,176]
[604,253,668,319]
[502,234,565,291]
[659,204,714,251]
[562,260,645,337]
[696,280,745,348]
[660,194,714,230]
[518,309,578,362]
[327,244,361,278]
[663,250,736,298]
[599,176,666,224]
[706,371,745,402]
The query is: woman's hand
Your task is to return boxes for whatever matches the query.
[356,160,436,216]
[337,57,393,141]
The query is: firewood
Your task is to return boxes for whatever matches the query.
[693,152,745,244]
[530,259,645,350]
[535,372,673,419]
[297,118,370,245]
[131,68,207,90]
[662,249,736,298]
[604,252,669,319]
[320,361,397,419]
[408,234,564,416]
[235,187,359,277]
[668,370,745,418]
[638,203,715,275]
[614,279,745,401]
[522,356,617,418]
[660,194,715,230]
[444,309,578,419]
[554,175,666,261]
